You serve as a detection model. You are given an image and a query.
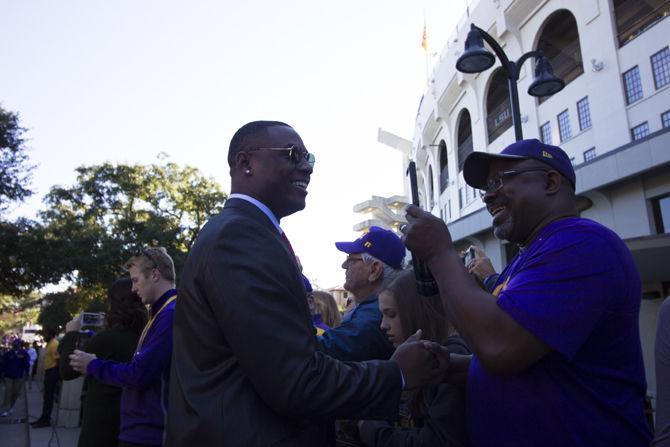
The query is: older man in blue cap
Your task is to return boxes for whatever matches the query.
[318,226,405,361]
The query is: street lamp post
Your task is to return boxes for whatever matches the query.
[456,24,565,141]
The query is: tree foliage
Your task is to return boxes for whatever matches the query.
[0,156,225,330]
[37,159,226,311]
[0,218,59,297]
[0,105,33,211]
[0,108,226,328]
[0,295,39,336]
[37,291,78,332]
[0,105,41,335]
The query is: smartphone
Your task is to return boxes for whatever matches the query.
[80,312,105,328]
[463,247,475,266]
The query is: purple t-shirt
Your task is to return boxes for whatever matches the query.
[467,217,651,447]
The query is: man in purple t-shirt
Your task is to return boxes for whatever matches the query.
[403,139,651,446]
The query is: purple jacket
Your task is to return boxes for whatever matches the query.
[88,289,177,446]
[2,348,30,379]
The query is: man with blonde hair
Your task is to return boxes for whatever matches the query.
[70,247,177,447]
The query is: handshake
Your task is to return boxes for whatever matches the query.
[390,329,470,389]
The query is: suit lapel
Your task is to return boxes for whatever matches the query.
[223,198,299,270]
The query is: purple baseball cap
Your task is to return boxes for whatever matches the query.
[302,274,313,293]
[463,139,576,190]
[335,226,405,269]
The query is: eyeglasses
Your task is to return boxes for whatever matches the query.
[250,145,316,168]
[478,168,549,197]
[138,247,159,269]
[344,255,364,265]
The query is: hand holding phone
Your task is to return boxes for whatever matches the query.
[80,312,105,328]
[407,161,439,296]
[463,247,475,266]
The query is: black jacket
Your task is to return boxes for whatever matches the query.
[59,327,139,447]
[167,198,402,446]
[358,336,470,447]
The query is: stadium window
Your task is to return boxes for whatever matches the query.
[557,109,572,142]
[540,122,552,144]
[457,109,473,173]
[536,10,584,104]
[631,122,650,141]
[583,147,596,163]
[662,110,670,128]
[614,0,670,47]
[577,96,592,130]
[486,68,512,143]
[651,47,670,89]
[439,140,449,193]
[652,194,670,234]
[623,66,643,105]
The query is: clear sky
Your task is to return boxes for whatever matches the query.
[0,0,467,288]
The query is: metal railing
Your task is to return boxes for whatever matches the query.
[616,0,670,46]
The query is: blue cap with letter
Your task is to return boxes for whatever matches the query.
[335,226,405,269]
[463,138,576,189]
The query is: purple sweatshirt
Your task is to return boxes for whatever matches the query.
[2,348,30,379]
[87,289,177,446]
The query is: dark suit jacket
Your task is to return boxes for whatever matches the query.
[167,198,402,446]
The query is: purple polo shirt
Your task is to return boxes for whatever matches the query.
[467,217,651,446]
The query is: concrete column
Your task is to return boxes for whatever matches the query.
[57,376,84,428]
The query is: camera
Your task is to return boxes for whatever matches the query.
[80,312,105,328]
[463,247,475,266]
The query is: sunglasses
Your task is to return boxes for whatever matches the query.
[137,247,160,269]
[250,145,316,168]
[478,168,549,197]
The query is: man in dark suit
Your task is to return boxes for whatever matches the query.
[167,121,445,446]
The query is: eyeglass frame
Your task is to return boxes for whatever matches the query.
[248,145,316,168]
[477,168,550,197]
[137,247,160,270]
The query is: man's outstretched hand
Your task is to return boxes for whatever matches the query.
[391,330,449,389]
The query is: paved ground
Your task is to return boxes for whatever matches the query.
[0,379,80,447]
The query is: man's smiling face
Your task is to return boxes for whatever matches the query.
[482,158,550,244]
[246,125,313,219]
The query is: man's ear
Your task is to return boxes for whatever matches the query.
[234,150,251,173]
[545,170,561,196]
[368,261,383,283]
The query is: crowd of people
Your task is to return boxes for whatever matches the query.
[0,120,664,446]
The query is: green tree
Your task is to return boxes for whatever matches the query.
[37,291,79,332]
[0,105,41,335]
[0,218,58,297]
[0,293,39,335]
[37,159,226,315]
[0,105,33,211]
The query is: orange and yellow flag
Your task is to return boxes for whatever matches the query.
[421,22,427,51]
